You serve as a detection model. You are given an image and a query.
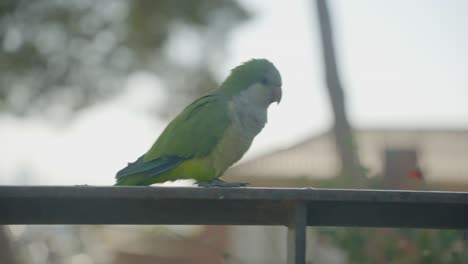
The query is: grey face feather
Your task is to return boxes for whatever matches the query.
[259,64,282,104]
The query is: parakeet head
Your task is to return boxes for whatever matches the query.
[219,59,282,105]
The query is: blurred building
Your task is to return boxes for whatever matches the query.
[226,129,468,190]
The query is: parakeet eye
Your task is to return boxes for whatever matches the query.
[260,77,268,85]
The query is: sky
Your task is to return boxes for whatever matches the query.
[1,0,467,185]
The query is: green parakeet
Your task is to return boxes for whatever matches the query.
[115,58,282,187]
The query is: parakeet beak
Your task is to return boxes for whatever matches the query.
[273,85,282,104]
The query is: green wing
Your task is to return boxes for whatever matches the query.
[145,94,231,161]
[115,94,231,183]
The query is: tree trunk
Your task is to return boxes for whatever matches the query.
[315,0,362,183]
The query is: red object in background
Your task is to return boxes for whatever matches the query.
[408,168,423,180]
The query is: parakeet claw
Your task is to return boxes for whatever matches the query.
[196,179,249,188]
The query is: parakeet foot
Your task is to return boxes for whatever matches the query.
[196,179,249,187]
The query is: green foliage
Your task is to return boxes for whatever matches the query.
[316,227,467,263]
[0,0,249,120]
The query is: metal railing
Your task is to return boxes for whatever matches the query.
[1,186,467,264]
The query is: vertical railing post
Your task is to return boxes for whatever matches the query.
[287,202,307,264]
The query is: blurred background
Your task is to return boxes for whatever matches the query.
[1,0,467,263]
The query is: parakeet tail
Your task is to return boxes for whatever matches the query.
[115,156,186,186]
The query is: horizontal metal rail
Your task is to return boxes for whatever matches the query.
[1,186,467,227]
[1,186,467,264]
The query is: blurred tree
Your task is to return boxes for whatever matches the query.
[0,0,249,120]
[315,0,363,185]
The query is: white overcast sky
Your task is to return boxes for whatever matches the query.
[1,0,467,185]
